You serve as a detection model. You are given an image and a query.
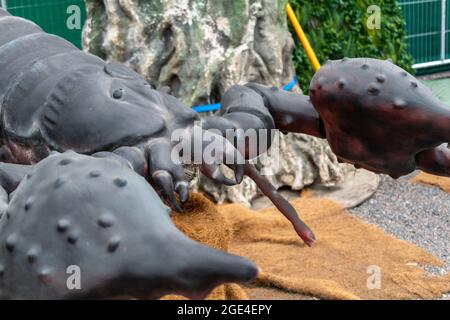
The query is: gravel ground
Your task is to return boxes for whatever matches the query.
[350,173,450,275]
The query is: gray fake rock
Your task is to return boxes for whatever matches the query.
[83,0,344,205]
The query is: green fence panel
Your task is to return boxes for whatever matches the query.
[398,0,442,64]
[3,0,86,49]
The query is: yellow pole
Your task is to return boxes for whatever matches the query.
[286,3,321,72]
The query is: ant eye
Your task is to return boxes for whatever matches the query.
[112,89,123,99]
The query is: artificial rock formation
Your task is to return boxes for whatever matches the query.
[83,0,344,205]
[0,5,324,244]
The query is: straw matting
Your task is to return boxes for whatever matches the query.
[411,172,450,193]
[164,193,450,300]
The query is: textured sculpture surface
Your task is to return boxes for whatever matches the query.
[0,152,257,299]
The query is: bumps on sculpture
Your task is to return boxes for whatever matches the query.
[0,152,258,299]
[56,219,70,233]
[89,170,101,178]
[53,177,65,189]
[5,234,17,252]
[27,246,39,264]
[107,236,121,253]
[58,159,72,166]
[67,230,80,244]
[97,213,115,228]
[376,74,386,83]
[113,178,127,188]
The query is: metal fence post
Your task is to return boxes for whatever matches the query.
[1,0,7,9]
[441,0,446,62]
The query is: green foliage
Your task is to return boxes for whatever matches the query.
[288,0,415,91]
